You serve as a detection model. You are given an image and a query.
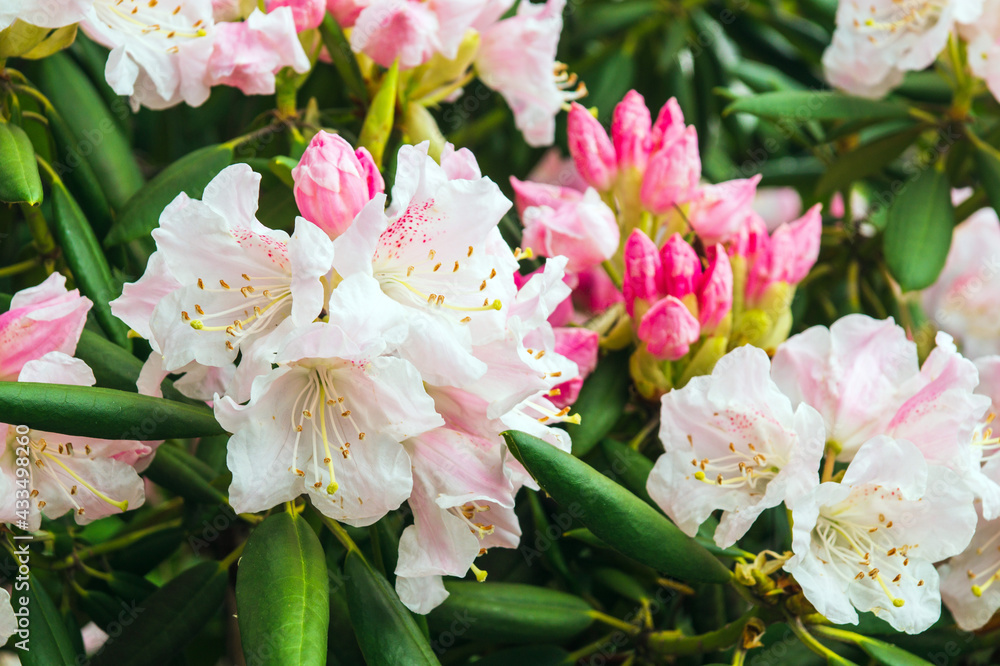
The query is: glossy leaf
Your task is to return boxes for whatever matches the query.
[427,582,594,644]
[74,328,190,402]
[725,91,912,122]
[600,438,656,507]
[883,166,954,292]
[318,15,368,103]
[504,430,731,584]
[344,550,440,666]
[90,561,227,666]
[0,121,43,204]
[815,125,924,196]
[143,443,227,505]
[236,512,330,666]
[50,178,130,346]
[0,382,225,440]
[17,574,79,666]
[104,143,234,247]
[567,349,631,456]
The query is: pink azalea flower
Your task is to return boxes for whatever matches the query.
[327,0,370,27]
[636,296,701,361]
[686,175,760,245]
[0,272,91,382]
[640,125,700,216]
[476,0,583,147]
[566,102,617,192]
[647,345,826,547]
[266,0,326,31]
[214,275,443,525]
[923,208,1000,358]
[1,353,148,531]
[525,148,588,192]
[752,187,803,232]
[549,327,598,408]
[786,436,977,633]
[611,90,653,171]
[520,188,620,273]
[293,131,385,240]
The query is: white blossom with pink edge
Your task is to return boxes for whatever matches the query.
[2,353,148,531]
[646,345,826,548]
[786,436,976,634]
[0,0,90,31]
[0,589,15,646]
[964,3,1000,101]
[923,208,1000,358]
[822,0,984,98]
[214,275,443,526]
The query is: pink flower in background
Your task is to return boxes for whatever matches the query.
[549,327,598,408]
[640,125,700,215]
[327,0,369,27]
[566,102,617,191]
[521,188,619,273]
[293,131,384,239]
[753,187,803,231]
[510,177,583,214]
[647,345,826,547]
[698,248,733,331]
[476,0,582,147]
[637,296,701,361]
[206,7,311,96]
[525,149,588,192]
[923,208,1000,358]
[611,90,653,171]
[744,204,823,303]
[686,175,760,245]
[786,436,976,633]
[266,0,326,31]
[0,272,91,382]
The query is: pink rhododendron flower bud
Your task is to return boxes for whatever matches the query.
[266,0,326,31]
[573,266,623,314]
[686,174,761,245]
[923,208,1000,358]
[611,90,652,171]
[768,204,822,285]
[327,0,369,27]
[206,8,311,96]
[658,233,702,300]
[521,188,619,273]
[549,327,599,409]
[0,272,91,382]
[510,177,582,215]
[786,436,977,633]
[647,345,826,547]
[637,296,700,361]
[650,97,685,152]
[639,125,700,215]
[293,131,384,239]
[753,187,803,231]
[567,103,618,192]
[622,229,661,317]
[698,247,732,330]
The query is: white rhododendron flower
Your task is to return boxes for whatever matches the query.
[786,436,977,633]
[0,589,15,647]
[646,345,826,548]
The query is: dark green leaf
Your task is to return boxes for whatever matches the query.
[344,550,440,666]
[857,637,934,666]
[503,430,731,584]
[0,382,225,440]
[465,646,570,666]
[725,91,912,122]
[566,349,631,457]
[17,574,79,666]
[143,444,227,505]
[104,143,235,247]
[427,582,593,644]
[815,125,924,196]
[600,438,656,507]
[318,16,368,104]
[0,121,43,204]
[90,562,227,666]
[236,512,330,666]
[883,166,954,291]
[107,527,185,576]
[973,138,1000,217]
[50,178,129,346]
[74,328,191,403]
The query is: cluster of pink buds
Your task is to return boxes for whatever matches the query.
[512,90,824,399]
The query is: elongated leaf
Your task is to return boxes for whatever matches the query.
[318,15,368,103]
[359,62,399,169]
[858,637,934,666]
[143,444,227,505]
[107,527,185,576]
[725,91,912,122]
[104,143,234,247]
[50,178,129,346]
[0,122,43,204]
[33,52,144,211]
[236,512,330,666]
[883,167,954,291]
[344,550,440,666]
[503,430,731,584]
[973,138,1000,216]
[468,646,570,666]
[428,582,593,644]
[90,561,227,666]
[600,438,656,507]
[566,349,631,456]
[0,382,224,440]
[17,574,79,666]
[74,328,191,403]
[815,125,924,196]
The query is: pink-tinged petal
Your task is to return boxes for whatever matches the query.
[611,90,652,171]
[698,246,732,330]
[266,0,326,31]
[0,272,92,381]
[327,0,370,27]
[649,97,685,152]
[550,327,598,408]
[0,589,14,646]
[293,131,383,239]
[19,352,95,387]
[769,203,823,285]
[350,0,439,68]
[289,216,336,325]
[572,266,623,314]
[637,296,700,361]
[395,575,449,614]
[639,125,700,215]
[622,229,662,316]
[522,189,619,273]
[566,102,617,191]
[753,187,803,231]
[525,149,588,192]
[509,177,582,215]
[206,8,310,96]
[658,233,702,300]
[687,175,761,245]
[0,0,89,31]
[111,252,180,351]
[440,144,482,181]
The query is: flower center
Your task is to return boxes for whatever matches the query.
[553,62,587,109]
[688,441,784,490]
[967,529,1000,597]
[858,0,944,41]
[287,368,367,496]
[973,412,1000,462]
[183,274,294,352]
[94,0,209,53]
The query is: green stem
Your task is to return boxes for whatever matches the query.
[368,524,387,577]
[18,202,56,273]
[602,259,623,290]
[564,631,618,663]
[52,518,184,569]
[219,539,247,570]
[315,509,361,555]
[645,607,757,657]
[627,416,659,451]
[587,610,641,636]
[786,616,858,666]
[0,255,41,278]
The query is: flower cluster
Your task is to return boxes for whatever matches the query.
[0,274,152,532]
[646,313,1000,633]
[112,135,590,612]
[511,90,823,399]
